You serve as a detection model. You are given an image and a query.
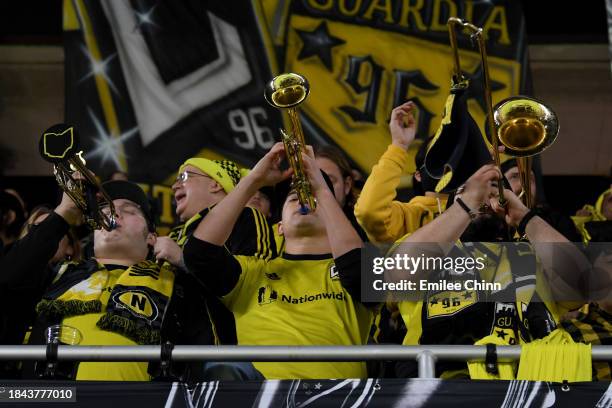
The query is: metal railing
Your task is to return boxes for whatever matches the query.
[2,345,612,378]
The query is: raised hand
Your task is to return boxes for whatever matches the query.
[389,101,417,151]
[248,142,293,188]
[153,236,184,268]
[490,188,529,228]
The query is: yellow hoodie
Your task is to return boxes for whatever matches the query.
[355,144,447,243]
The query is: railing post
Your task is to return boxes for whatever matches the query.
[417,350,436,378]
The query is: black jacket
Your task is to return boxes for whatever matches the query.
[170,207,276,345]
[0,213,67,346]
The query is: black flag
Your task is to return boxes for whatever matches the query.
[424,82,492,193]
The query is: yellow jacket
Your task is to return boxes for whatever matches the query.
[355,144,446,243]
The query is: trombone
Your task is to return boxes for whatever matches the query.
[39,124,117,231]
[264,73,316,214]
[447,17,559,208]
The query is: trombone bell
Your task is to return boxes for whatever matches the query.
[498,117,546,152]
[493,96,558,209]
[494,96,559,157]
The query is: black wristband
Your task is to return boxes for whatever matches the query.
[517,209,537,236]
[456,198,477,219]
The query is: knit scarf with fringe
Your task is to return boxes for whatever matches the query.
[36,259,175,345]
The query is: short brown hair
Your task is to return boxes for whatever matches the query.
[314,145,358,208]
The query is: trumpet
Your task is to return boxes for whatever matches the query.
[264,73,316,214]
[447,17,559,208]
[39,123,117,230]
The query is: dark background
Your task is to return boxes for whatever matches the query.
[1,0,608,45]
[0,0,610,216]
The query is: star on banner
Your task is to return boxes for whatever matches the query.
[133,4,159,32]
[296,21,345,72]
[78,45,119,95]
[86,108,138,171]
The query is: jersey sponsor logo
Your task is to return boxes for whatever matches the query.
[114,290,159,321]
[329,265,339,280]
[257,284,345,305]
[281,292,345,304]
[257,285,278,305]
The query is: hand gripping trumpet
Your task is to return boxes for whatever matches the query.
[39,123,117,230]
[264,73,316,214]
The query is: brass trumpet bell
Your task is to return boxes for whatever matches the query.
[494,96,559,157]
[264,73,310,109]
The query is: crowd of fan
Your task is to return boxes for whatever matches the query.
[0,101,611,382]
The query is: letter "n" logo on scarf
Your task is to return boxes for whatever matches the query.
[114,290,159,321]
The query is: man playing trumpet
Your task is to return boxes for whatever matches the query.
[183,142,374,379]
[4,180,195,380]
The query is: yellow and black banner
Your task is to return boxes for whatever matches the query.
[261,0,529,175]
[64,0,530,228]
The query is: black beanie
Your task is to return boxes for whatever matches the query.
[100,180,155,231]
[500,158,518,175]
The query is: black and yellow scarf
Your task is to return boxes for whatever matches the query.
[168,210,207,248]
[36,259,175,344]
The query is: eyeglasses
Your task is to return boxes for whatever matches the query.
[175,170,209,184]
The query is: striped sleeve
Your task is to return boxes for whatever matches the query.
[226,207,276,260]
